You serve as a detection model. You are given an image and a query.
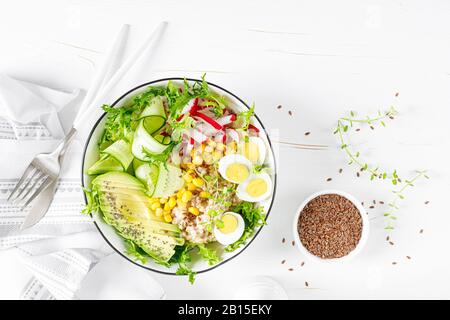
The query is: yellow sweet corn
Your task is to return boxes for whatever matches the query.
[155,207,163,217]
[151,202,161,210]
[176,189,184,199]
[188,207,200,216]
[159,197,168,204]
[192,156,203,165]
[216,143,225,151]
[182,190,193,202]
[199,191,210,198]
[183,174,193,183]
[204,145,213,153]
[168,197,177,208]
[164,214,173,223]
[177,199,187,208]
[164,202,171,211]
[187,183,197,191]
[212,150,222,161]
[192,177,204,187]
[207,140,217,147]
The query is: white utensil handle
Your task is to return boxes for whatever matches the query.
[74,24,129,124]
[73,21,168,130]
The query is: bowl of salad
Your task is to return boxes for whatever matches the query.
[82,77,276,282]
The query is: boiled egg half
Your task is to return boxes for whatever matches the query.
[213,212,245,245]
[218,154,252,184]
[238,137,266,165]
[236,172,272,202]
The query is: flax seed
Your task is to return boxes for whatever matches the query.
[297,194,362,259]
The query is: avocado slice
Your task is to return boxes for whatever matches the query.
[92,172,184,262]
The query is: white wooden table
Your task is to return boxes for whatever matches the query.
[0,0,449,299]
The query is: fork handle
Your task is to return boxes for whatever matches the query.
[53,127,77,159]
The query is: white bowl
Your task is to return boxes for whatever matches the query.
[82,78,277,275]
[292,189,369,263]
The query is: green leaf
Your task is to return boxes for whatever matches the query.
[197,244,220,266]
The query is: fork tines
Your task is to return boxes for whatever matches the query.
[7,164,52,209]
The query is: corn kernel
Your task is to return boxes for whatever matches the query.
[164,214,173,223]
[159,197,168,204]
[188,207,200,216]
[187,183,197,191]
[204,145,213,153]
[212,150,223,161]
[200,191,210,198]
[204,156,214,165]
[177,188,184,199]
[216,143,225,151]
[192,177,204,187]
[182,190,193,202]
[193,156,203,165]
[151,202,161,210]
[183,174,193,183]
[187,163,196,170]
[177,199,187,208]
[155,207,163,217]
[168,197,177,208]
[207,140,217,147]
[164,202,171,211]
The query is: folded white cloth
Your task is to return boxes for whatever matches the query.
[0,75,113,299]
[0,75,80,140]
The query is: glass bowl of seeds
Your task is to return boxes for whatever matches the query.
[292,190,369,263]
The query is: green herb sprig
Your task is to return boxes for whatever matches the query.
[334,107,428,229]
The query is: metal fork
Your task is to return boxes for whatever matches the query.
[7,127,77,209]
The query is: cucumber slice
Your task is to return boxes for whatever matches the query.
[135,163,160,196]
[153,134,171,145]
[132,120,170,161]
[153,163,184,198]
[87,156,123,175]
[143,116,166,135]
[132,158,146,172]
[102,140,133,170]
[138,96,166,119]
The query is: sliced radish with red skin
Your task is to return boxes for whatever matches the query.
[226,128,240,143]
[248,123,260,134]
[191,111,223,130]
[196,122,217,137]
[216,114,236,126]
[190,128,208,144]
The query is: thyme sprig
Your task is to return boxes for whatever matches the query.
[334,107,428,229]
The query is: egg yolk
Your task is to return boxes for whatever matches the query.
[219,214,238,234]
[226,163,249,183]
[242,142,260,164]
[246,178,268,197]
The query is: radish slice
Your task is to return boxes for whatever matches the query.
[216,114,236,126]
[191,111,223,130]
[226,128,240,143]
[248,123,260,134]
[190,128,208,144]
[196,122,217,137]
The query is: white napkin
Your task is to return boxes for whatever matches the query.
[0,75,113,299]
[0,75,80,140]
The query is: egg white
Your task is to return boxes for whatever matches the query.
[238,137,266,165]
[236,172,272,202]
[218,154,253,184]
[213,212,245,245]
